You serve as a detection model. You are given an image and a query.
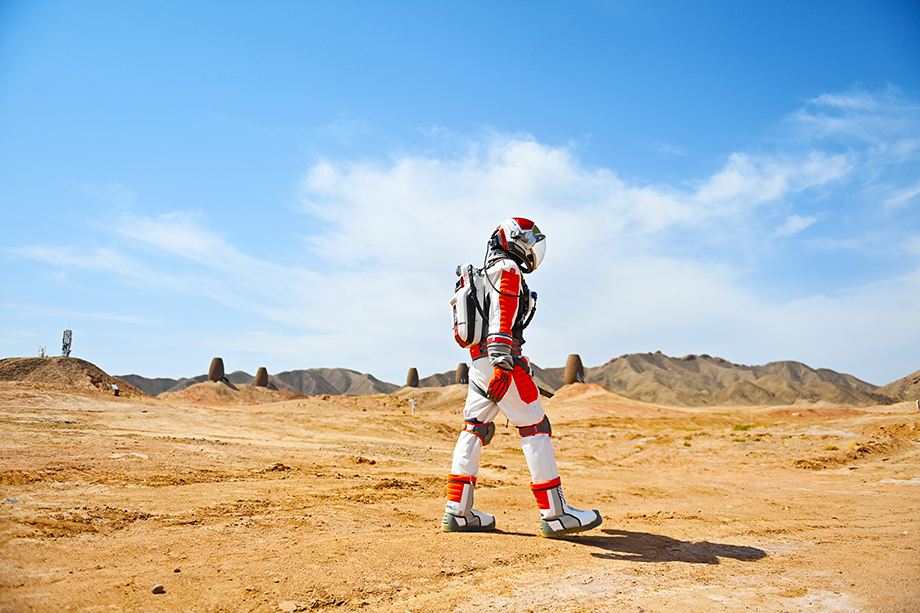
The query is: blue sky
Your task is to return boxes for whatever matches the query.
[1,1,919,386]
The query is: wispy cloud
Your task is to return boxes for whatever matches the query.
[645,141,689,156]
[786,85,920,217]
[791,85,920,146]
[774,214,818,238]
[692,151,850,216]
[8,245,141,277]
[114,212,246,268]
[1,302,159,326]
[6,242,221,297]
[883,180,920,211]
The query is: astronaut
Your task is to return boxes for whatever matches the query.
[443,217,603,538]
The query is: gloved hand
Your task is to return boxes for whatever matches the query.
[518,356,533,376]
[486,365,513,402]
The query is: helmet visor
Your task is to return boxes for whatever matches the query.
[517,224,542,248]
[528,233,546,270]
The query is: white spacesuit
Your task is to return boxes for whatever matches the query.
[443,218,602,537]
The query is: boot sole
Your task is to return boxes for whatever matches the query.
[539,510,602,537]
[442,513,496,533]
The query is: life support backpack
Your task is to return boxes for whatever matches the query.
[451,264,487,348]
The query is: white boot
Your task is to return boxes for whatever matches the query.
[531,478,601,537]
[442,474,496,532]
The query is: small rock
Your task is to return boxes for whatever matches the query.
[152,584,166,594]
[278,602,299,613]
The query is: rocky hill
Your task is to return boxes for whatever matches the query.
[560,352,895,407]
[156,380,306,405]
[117,374,200,396]
[0,357,147,397]
[273,367,398,396]
[418,370,458,388]
[121,367,398,397]
[877,368,920,403]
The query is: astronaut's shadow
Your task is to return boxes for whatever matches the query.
[567,529,767,564]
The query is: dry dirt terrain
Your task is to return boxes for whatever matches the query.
[1,380,918,613]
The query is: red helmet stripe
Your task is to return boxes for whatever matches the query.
[512,217,534,231]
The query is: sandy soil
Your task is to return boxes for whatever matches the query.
[1,380,918,613]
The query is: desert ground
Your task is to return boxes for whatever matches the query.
[1,380,918,613]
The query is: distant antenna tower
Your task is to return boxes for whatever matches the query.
[62,329,73,357]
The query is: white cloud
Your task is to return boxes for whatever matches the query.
[774,214,818,238]
[883,180,920,211]
[692,151,850,213]
[645,141,689,156]
[114,212,247,269]
[792,85,920,144]
[0,302,159,326]
[8,245,137,275]
[811,91,879,111]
